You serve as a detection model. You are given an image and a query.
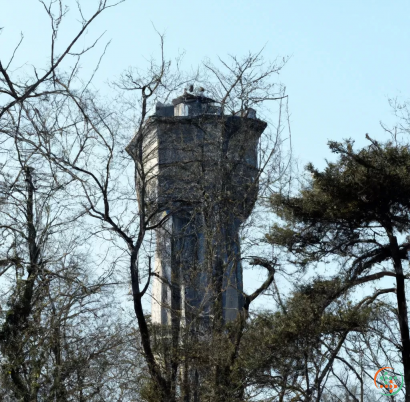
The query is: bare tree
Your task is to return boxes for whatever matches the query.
[0,142,143,401]
[0,0,123,119]
[1,2,296,400]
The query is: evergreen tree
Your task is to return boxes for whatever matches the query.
[269,138,410,401]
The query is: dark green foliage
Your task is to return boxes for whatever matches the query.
[238,277,373,400]
[268,138,410,401]
[272,140,410,227]
[268,139,410,274]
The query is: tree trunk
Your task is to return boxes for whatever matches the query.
[387,230,410,401]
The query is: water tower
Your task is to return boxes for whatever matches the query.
[126,89,267,328]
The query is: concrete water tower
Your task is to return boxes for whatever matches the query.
[126,89,267,328]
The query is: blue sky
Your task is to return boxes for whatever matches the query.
[2,0,409,167]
